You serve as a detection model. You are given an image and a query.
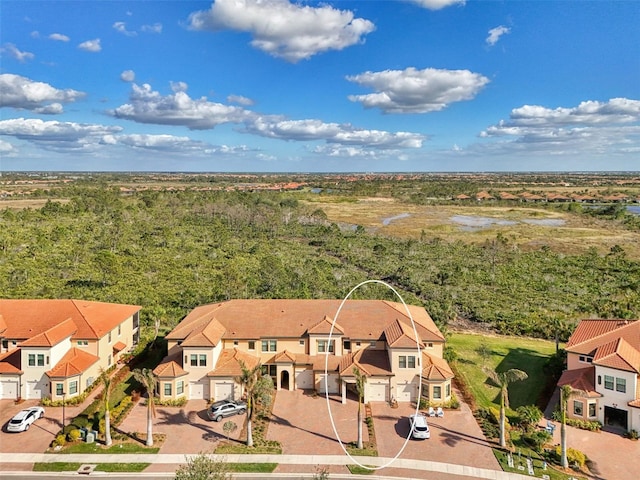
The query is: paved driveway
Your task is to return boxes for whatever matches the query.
[0,399,60,454]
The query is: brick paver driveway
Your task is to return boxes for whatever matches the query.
[0,399,60,454]
[117,399,243,453]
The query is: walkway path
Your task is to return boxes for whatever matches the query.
[0,453,543,480]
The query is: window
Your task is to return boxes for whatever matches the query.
[248,341,255,350]
[370,341,376,347]
[433,386,442,399]
[2,340,8,349]
[233,340,239,346]
[262,365,277,377]
[108,354,112,366]
[299,339,305,346]
[579,355,593,363]
[262,339,277,352]
[317,340,335,353]
[588,403,596,417]
[118,324,121,336]
[69,381,78,395]
[407,356,416,368]
[616,377,626,393]
[597,375,601,385]
[604,375,614,390]
[199,354,207,367]
[56,383,64,396]
[446,383,451,398]
[164,383,172,396]
[343,340,351,350]
[573,400,584,416]
[37,354,45,366]
[190,354,198,367]
[28,354,35,366]
[177,381,184,395]
[399,356,407,368]
[356,342,361,347]
[108,332,112,343]
[426,342,433,349]
[77,340,88,347]
[399,355,415,368]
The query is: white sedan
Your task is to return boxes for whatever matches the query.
[6,406,45,432]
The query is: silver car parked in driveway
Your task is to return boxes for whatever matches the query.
[6,406,45,432]
[207,400,247,422]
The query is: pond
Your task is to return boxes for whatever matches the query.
[627,205,640,216]
[382,213,411,225]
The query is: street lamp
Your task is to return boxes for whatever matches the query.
[61,388,66,432]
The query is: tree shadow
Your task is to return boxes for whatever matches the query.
[269,412,343,444]
[154,407,226,444]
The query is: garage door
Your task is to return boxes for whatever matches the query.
[318,374,340,394]
[26,380,42,399]
[214,382,234,401]
[368,381,388,402]
[296,369,314,390]
[396,382,415,402]
[189,381,210,400]
[0,380,18,399]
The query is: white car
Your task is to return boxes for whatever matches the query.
[409,413,430,439]
[7,406,45,432]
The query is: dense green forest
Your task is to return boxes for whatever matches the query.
[1,184,639,340]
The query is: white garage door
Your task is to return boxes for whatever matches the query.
[0,381,18,399]
[296,369,314,390]
[396,382,415,402]
[368,381,388,402]
[318,374,340,394]
[214,382,234,401]
[26,380,42,399]
[189,381,209,400]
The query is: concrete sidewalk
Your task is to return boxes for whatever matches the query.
[0,453,546,480]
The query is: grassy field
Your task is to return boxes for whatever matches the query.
[34,462,150,472]
[303,197,640,259]
[448,332,558,411]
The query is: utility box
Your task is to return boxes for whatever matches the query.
[85,432,95,443]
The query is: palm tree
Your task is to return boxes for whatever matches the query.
[485,368,529,448]
[132,368,156,447]
[559,384,586,469]
[98,369,112,446]
[236,361,273,447]
[353,366,366,449]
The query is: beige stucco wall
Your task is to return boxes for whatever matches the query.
[157,377,187,401]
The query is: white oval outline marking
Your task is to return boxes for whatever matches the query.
[324,279,423,470]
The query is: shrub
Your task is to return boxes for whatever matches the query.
[626,429,639,440]
[72,414,91,429]
[555,446,586,468]
[53,434,66,447]
[522,430,551,453]
[67,429,81,442]
[516,405,543,433]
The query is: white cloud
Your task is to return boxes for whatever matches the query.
[187,0,375,62]
[141,23,163,34]
[170,81,188,93]
[478,98,640,156]
[120,70,136,82]
[1,43,35,62]
[406,0,465,10]
[0,74,85,112]
[78,38,101,52]
[347,67,489,114]
[113,21,137,36]
[246,117,425,149]
[49,33,70,42]
[118,134,206,152]
[111,82,250,129]
[486,26,510,46]
[228,94,254,106]
[0,139,17,155]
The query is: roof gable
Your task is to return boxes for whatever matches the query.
[421,352,454,381]
[308,315,344,335]
[182,317,226,347]
[208,348,260,377]
[557,366,601,397]
[566,319,640,355]
[593,337,640,373]
[384,318,423,349]
[47,348,100,378]
[20,318,76,347]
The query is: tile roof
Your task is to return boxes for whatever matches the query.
[421,352,454,381]
[182,317,226,347]
[167,299,444,344]
[0,299,140,340]
[112,341,127,353]
[0,314,6,334]
[46,347,100,378]
[19,318,76,347]
[628,399,640,408]
[593,338,640,373]
[153,352,188,378]
[384,319,424,349]
[339,347,392,377]
[308,315,344,335]
[0,349,23,374]
[268,350,297,364]
[208,348,260,377]
[566,319,640,354]
[557,367,601,398]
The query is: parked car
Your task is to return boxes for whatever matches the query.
[207,400,247,422]
[7,406,45,432]
[409,413,430,439]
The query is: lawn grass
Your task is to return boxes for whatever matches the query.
[493,449,587,480]
[227,463,278,473]
[54,441,160,454]
[346,464,376,475]
[34,463,150,472]
[448,332,557,411]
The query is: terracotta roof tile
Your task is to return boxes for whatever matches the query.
[339,347,392,377]
[629,399,640,408]
[47,347,100,378]
[268,350,297,364]
[112,341,127,353]
[557,367,601,397]
[308,315,344,335]
[566,319,640,355]
[182,317,226,347]
[154,352,188,378]
[20,318,76,347]
[421,352,454,381]
[593,338,640,373]
[0,299,140,340]
[384,319,423,349]
[0,349,23,374]
[208,348,260,377]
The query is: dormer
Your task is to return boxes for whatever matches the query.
[308,315,344,356]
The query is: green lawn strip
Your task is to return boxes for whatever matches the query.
[448,333,556,410]
[346,444,378,457]
[347,464,376,475]
[227,463,278,473]
[54,442,160,454]
[215,443,282,454]
[34,463,150,472]
[493,449,586,480]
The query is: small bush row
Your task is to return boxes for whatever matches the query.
[550,411,602,431]
[153,396,187,407]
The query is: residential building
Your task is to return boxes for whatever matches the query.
[155,299,453,405]
[0,299,141,400]
[558,318,640,432]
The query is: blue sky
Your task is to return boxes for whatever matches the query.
[1,0,639,172]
